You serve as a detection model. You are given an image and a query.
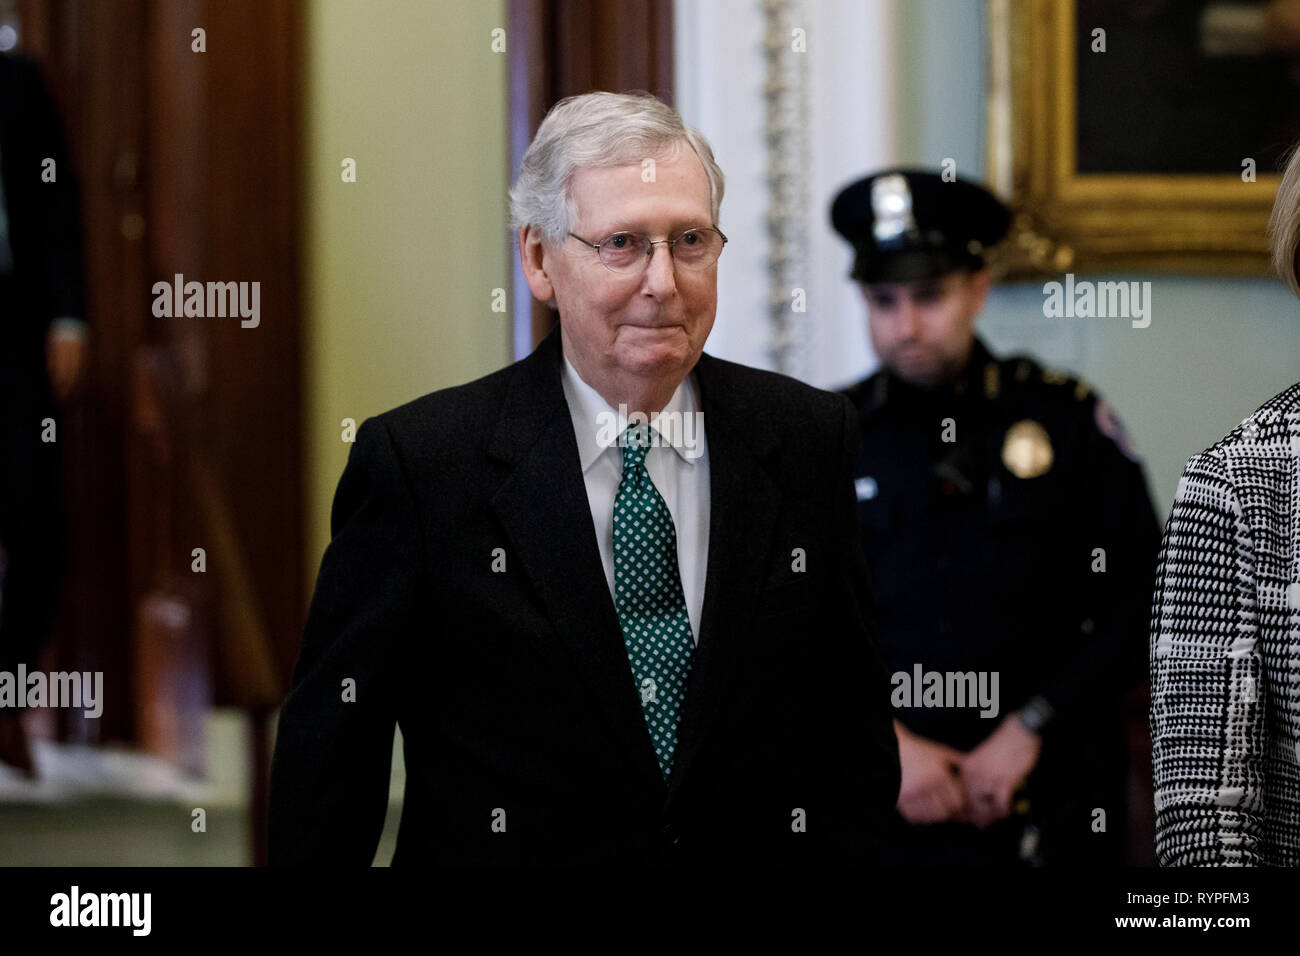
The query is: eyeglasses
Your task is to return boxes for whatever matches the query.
[567,227,728,275]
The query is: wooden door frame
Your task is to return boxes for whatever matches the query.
[506,0,674,356]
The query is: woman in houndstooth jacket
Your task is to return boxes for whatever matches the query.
[1150,143,1300,866]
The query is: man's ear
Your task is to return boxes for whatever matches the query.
[519,225,555,305]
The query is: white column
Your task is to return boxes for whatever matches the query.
[675,0,899,388]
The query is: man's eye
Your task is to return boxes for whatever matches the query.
[679,231,701,246]
[606,234,633,249]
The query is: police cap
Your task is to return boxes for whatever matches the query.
[830,167,1011,283]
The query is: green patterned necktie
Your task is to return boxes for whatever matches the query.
[613,422,697,781]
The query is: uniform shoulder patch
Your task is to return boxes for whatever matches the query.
[1094,394,1142,462]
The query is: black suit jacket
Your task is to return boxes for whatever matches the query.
[269,329,900,865]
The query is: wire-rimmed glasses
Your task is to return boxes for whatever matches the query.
[567,227,728,275]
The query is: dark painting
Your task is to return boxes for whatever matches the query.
[1075,0,1300,174]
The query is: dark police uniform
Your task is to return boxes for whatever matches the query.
[831,169,1161,865]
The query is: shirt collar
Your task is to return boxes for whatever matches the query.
[560,348,702,473]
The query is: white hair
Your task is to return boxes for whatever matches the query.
[1269,139,1300,299]
[509,91,725,245]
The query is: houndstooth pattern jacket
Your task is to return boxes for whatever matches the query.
[1150,381,1300,866]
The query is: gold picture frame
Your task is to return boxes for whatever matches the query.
[985,0,1282,277]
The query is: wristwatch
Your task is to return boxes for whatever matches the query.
[1016,695,1055,735]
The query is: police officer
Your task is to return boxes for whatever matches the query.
[830,168,1160,865]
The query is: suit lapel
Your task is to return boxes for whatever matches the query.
[664,351,783,807]
[487,335,785,804]
[487,330,666,794]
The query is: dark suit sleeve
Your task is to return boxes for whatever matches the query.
[269,417,425,865]
[829,395,902,854]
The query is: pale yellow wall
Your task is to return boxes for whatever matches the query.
[302,0,510,587]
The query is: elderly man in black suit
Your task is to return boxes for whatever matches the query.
[269,91,900,866]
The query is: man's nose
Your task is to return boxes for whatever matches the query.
[641,242,678,297]
[895,296,921,337]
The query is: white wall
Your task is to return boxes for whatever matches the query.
[674,0,898,388]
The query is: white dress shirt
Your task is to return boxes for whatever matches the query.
[560,350,710,644]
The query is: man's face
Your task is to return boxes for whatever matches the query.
[861,269,990,387]
[525,146,718,390]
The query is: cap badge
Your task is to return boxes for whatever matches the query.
[871,174,918,247]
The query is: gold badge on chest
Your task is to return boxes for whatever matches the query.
[1001,419,1054,478]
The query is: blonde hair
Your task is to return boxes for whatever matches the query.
[1268,140,1300,298]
